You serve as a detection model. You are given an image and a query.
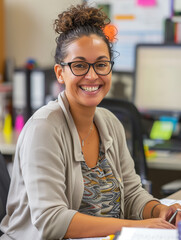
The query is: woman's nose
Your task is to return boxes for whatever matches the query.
[85,66,98,79]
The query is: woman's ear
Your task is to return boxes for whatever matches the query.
[54,64,64,84]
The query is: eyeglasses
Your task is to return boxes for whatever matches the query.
[60,60,114,76]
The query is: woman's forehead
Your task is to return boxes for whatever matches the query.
[64,35,110,61]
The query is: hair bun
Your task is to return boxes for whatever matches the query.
[54,3,110,34]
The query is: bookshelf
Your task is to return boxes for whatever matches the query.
[0,0,5,83]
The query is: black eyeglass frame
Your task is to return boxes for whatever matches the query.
[60,60,114,76]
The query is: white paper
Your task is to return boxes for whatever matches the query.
[160,198,181,206]
[117,227,178,240]
[68,237,109,240]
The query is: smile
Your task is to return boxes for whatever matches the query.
[80,86,100,92]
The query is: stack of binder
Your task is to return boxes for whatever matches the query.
[12,68,31,128]
[12,67,56,129]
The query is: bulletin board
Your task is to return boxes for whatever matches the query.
[85,0,172,72]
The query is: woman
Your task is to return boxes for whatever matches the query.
[1,3,181,240]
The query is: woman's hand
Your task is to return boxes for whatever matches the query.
[158,203,181,226]
[143,200,181,227]
[131,218,176,229]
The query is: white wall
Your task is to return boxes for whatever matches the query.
[4,0,82,68]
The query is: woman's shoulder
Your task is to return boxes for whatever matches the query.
[22,100,66,135]
[32,100,63,121]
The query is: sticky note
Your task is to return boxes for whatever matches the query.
[150,121,173,140]
[137,0,156,7]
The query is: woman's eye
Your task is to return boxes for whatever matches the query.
[73,63,87,69]
[96,62,107,68]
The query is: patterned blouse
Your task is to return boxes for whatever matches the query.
[79,148,121,218]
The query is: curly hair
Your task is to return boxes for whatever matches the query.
[54,3,114,64]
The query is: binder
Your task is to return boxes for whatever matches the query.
[164,17,181,43]
[30,68,58,113]
[30,69,45,114]
[12,68,31,128]
[164,18,175,43]
[13,67,56,128]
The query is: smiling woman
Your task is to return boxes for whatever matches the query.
[1,2,181,240]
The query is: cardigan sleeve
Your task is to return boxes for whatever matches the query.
[20,118,77,239]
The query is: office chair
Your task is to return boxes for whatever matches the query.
[0,152,10,236]
[98,98,151,193]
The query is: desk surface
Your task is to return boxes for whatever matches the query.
[147,151,181,170]
[166,190,181,200]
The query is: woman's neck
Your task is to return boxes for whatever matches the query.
[69,102,96,137]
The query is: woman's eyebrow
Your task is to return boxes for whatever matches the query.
[96,56,109,60]
[72,56,109,61]
[73,56,86,61]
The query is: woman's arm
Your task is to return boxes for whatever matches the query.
[64,211,175,239]
[143,200,162,219]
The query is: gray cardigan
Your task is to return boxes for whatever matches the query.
[0,91,156,240]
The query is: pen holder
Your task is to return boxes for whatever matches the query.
[178,221,181,240]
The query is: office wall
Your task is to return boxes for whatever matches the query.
[0,0,5,82]
[4,0,82,68]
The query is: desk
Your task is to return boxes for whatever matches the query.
[147,151,181,170]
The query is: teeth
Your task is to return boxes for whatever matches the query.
[81,86,99,92]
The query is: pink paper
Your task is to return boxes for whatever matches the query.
[137,0,156,6]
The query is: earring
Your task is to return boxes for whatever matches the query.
[58,77,64,83]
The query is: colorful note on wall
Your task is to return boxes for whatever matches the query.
[137,0,157,7]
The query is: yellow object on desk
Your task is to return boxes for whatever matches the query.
[144,144,157,160]
[102,235,115,240]
[107,235,115,240]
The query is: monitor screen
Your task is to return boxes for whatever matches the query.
[133,44,181,118]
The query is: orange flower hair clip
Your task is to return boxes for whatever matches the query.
[103,24,117,42]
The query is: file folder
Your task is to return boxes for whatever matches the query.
[12,69,31,127]
[30,69,45,114]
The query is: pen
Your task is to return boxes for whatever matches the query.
[168,209,181,223]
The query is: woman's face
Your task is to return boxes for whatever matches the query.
[54,34,112,109]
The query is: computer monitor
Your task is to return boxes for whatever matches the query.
[133,44,181,118]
